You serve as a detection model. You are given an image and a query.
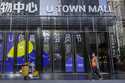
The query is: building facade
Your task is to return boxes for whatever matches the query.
[108,0,125,73]
[0,0,125,80]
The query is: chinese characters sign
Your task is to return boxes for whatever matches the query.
[0,1,38,15]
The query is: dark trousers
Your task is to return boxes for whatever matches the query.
[24,76,29,80]
[92,67,101,78]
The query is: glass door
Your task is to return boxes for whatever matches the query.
[97,32,112,73]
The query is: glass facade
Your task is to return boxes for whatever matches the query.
[0,0,125,80]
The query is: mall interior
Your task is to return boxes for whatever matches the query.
[0,0,125,80]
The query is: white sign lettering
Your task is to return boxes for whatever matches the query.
[65,34,72,54]
[0,2,38,14]
[0,1,112,15]
[46,5,112,13]
[30,34,35,42]
[26,2,38,13]
[9,35,14,42]
[13,2,25,13]
[0,2,12,13]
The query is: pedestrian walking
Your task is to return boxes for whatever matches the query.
[91,52,102,79]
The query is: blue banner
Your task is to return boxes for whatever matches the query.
[16,33,26,65]
[42,32,51,72]
[76,54,85,72]
[5,32,14,72]
[28,34,36,64]
[0,33,3,72]
[66,55,73,72]
[65,33,73,72]
[0,33,3,61]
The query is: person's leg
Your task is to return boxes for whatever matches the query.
[92,68,97,79]
[24,76,29,80]
[95,69,101,78]
[24,76,27,80]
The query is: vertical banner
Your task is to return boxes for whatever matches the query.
[0,33,3,72]
[28,33,36,63]
[75,33,85,72]
[17,33,26,65]
[6,32,14,72]
[0,33,3,61]
[28,33,36,73]
[65,33,73,72]
[53,32,62,72]
[42,31,51,72]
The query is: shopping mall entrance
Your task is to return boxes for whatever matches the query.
[0,16,117,79]
[0,30,113,74]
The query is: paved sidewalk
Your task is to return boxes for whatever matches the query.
[0,73,125,80]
